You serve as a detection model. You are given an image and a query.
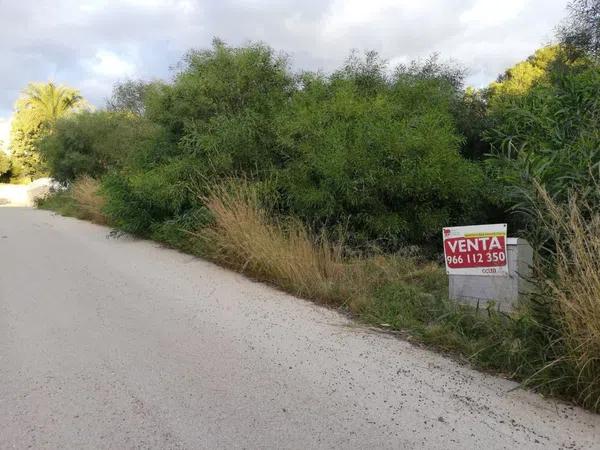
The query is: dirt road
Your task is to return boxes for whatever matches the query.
[1,207,598,449]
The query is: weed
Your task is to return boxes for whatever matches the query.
[37,176,107,224]
[71,176,107,224]
[534,183,600,410]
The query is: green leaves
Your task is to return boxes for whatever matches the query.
[38,111,165,183]
[274,56,486,247]
[10,82,87,179]
[487,63,600,218]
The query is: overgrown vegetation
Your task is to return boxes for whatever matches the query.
[10,82,86,180]
[274,54,487,247]
[39,177,584,406]
[37,176,107,224]
[33,1,600,412]
[531,182,600,410]
[39,111,166,183]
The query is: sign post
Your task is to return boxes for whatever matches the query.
[442,224,508,277]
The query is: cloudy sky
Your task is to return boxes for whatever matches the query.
[0,0,569,146]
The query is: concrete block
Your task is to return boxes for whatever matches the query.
[449,238,533,312]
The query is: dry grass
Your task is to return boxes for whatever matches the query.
[197,180,440,308]
[536,183,600,409]
[199,180,355,303]
[70,176,107,224]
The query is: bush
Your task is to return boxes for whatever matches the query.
[146,39,294,178]
[101,155,211,247]
[97,40,295,243]
[486,63,600,220]
[0,152,11,182]
[0,153,27,183]
[39,110,166,183]
[275,54,488,247]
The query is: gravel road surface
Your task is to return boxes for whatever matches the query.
[1,207,598,449]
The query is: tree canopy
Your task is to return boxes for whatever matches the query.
[106,80,152,116]
[10,82,86,178]
[558,0,600,60]
[487,46,561,101]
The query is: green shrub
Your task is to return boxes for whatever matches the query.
[146,39,294,178]
[274,54,488,247]
[98,40,295,241]
[101,157,194,234]
[0,152,11,182]
[486,62,600,217]
[39,110,166,183]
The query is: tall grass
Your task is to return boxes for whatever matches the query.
[197,180,443,307]
[197,179,600,411]
[200,181,365,304]
[37,176,107,225]
[70,176,107,224]
[534,184,600,410]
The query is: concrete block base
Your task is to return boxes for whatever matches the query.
[449,238,533,312]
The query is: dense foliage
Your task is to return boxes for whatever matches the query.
[39,111,165,183]
[486,56,600,227]
[275,56,486,246]
[34,39,598,252]
[99,40,293,240]
[10,82,86,178]
[147,39,293,174]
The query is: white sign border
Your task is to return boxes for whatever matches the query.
[443,223,509,277]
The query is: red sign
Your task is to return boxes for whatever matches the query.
[442,224,508,276]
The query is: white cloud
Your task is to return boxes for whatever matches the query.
[460,0,527,27]
[0,0,570,116]
[88,50,136,78]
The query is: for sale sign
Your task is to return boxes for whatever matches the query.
[442,224,508,276]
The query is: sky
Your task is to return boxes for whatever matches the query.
[0,0,570,148]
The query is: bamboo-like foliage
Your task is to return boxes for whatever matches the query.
[534,181,600,410]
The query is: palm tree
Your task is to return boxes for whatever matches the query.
[19,82,86,125]
[10,82,87,179]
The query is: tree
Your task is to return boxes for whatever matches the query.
[106,80,150,116]
[275,53,487,247]
[0,151,10,178]
[148,39,294,175]
[102,40,295,236]
[558,0,600,60]
[39,111,166,183]
[487,46,561,102]
[10,82,86,178]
